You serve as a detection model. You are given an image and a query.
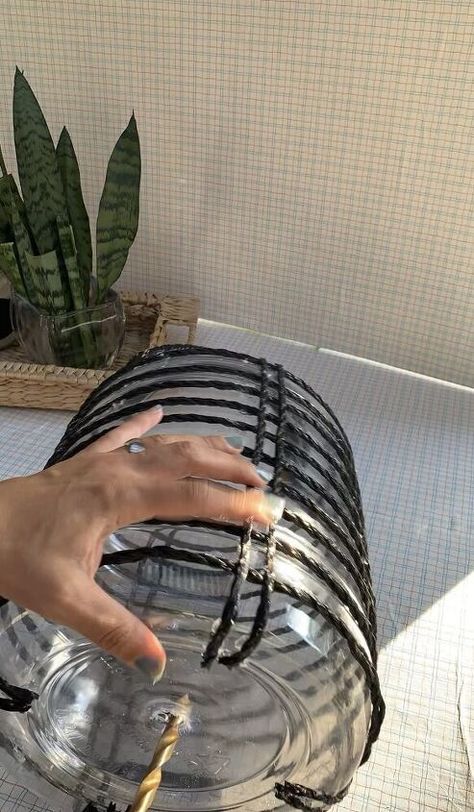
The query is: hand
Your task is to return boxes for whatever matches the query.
[0,406,284,682]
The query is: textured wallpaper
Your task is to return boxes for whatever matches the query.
[1,2,473,385]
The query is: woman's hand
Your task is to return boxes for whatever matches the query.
[0,406,284,682]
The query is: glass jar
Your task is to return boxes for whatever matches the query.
[11,288,125,369]
[0,347,383,812]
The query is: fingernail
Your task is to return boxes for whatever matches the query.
[151,404,163,413]
[256,466,272,483]
[262,493,285,525]
[135,655,166,685]
[226,435,244,450]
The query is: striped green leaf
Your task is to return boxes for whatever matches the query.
[56,127,92,300]
[0,174,27,224]
[25,249,71,314]
[0,174,41,304]
[10,202,38,304]
[8,176,26,223]
[13,68,68,254]
[0,175,15,221]
[56,215,86,310]
[0,242,26,296]
[96,113,140,303]
[57,215,96,365]
[0,206,10,243]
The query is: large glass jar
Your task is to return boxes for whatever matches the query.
[0,346,383,811]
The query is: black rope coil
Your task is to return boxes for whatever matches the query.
[0,346,385,811]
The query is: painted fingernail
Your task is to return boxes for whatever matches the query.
[256,466,272,483]
[262,493,285,525]
[135,655,166,685]
[226,435,244,450]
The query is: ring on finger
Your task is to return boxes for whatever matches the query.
[125,438,147,454]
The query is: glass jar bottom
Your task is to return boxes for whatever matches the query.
[25,629,312,810]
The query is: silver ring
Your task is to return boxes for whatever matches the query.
[126,438,147,454]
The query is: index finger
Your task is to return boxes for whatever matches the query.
[83,406,164,455]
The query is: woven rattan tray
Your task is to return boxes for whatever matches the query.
[0,291,199,411]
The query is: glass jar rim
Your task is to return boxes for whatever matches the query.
[11,286,121,318]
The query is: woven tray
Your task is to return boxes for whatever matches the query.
[0,291,199,411]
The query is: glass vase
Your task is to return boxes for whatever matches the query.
[0,346,383,812]
[10,288,125,369]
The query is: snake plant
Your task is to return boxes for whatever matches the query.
[0,68,141,318]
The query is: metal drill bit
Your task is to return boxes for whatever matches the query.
[129,694,191,812]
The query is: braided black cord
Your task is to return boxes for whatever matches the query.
[45,348,353,469]
[275,780,351,810]
[281,459,363,542]
[55,397,354,481]
[275,537,373,654]
[282,483,370,576]
[280,444,363,532]
[281,483,379,656]
[59,374,355,487]
[220,361,277,666]
[253,359,270,464]
[219,533,276,668]
[283,508,374,616]
[202,358,270,667]
[200,523,252,667]
[49,345,345,434]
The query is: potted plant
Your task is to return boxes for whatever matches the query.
[0,68,140,369]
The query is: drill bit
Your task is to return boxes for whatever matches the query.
[129,694,191,812]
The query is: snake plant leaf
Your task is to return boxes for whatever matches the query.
[0,174,40,304]
[10,203,38,304]
[56,215,96,365]
[0,242,26,296]
[0,206,10,243]
[56,127,92,297]
[13,68,68,254]
[96,113,140,303]
[0,175,15,221]
[56,215,87,310]
[8,176,26,222]
[0,174,27,224]
[25,249,71,315]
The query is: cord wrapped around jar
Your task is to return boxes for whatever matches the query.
[0,346,384,812]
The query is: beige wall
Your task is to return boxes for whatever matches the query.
[1,2,473,385]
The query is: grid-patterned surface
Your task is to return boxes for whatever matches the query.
[0,322,473,811]
[1,2,474,385]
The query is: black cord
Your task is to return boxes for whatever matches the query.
[203,358,271,667]
[219,360,276,666]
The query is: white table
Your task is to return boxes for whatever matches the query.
[0,322,473,812]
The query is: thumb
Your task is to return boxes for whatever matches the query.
[66,576,167,683]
